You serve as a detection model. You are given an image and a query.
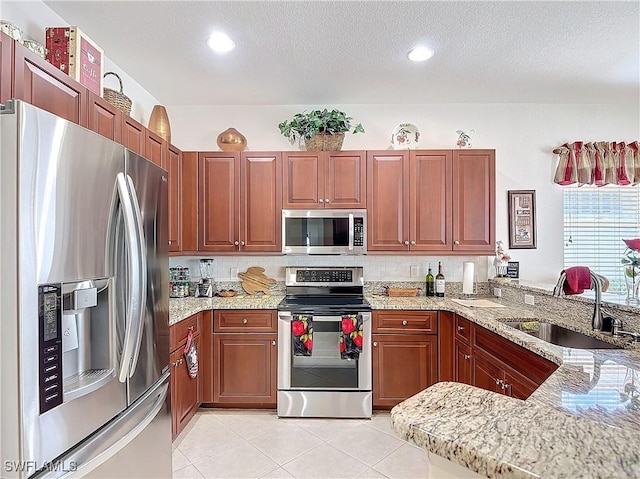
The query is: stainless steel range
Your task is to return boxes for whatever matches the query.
[277,267,372,418]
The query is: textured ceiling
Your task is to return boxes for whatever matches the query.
[43,1,639,106]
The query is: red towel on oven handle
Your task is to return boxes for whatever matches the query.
[563,266,591,295]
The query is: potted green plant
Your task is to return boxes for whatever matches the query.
[278,109,364,151]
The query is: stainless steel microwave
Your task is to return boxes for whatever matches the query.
[282,209,367,254]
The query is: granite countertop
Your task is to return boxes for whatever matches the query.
[169,294,284,325]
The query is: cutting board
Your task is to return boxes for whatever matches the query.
[450,298,506,308]
[238,266,276,295]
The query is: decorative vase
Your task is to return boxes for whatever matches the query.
[217,127,247,151]
[304,132,345,151]
[148,105,171,143]
[624,266,640,304]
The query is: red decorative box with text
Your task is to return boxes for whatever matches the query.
[46,26,104,95]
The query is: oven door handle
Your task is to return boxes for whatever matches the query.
[348,214,354,251]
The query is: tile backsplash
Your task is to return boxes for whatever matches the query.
[169,255,491,283]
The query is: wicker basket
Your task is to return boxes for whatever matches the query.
[103,72,132,115]
[304,132,345,151]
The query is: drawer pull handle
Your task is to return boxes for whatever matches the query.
[457,325,465,332]
[463,354,471,360]
[243,318,248,324]
[402,320,408,326]
[373,341,378,347]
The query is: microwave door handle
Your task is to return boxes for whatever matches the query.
[115,173,141,383]
[125,174,147,379]
[348,214,354,251]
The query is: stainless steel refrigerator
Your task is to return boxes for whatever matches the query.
[0,100,171,478]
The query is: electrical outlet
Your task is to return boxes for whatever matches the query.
[524,294,535,306]
[410,265,419,278]
[230,267,238,279]
[493,287,502,298]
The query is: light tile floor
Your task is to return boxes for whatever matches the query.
[172,410,429,479]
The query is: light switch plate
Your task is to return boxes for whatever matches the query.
[493,287,502,298]
[410,265,419,278]
[524,294,535,305]
[230,267,238,279]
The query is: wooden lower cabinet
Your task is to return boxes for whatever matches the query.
[455,340,472,385]
[471,350,503,394]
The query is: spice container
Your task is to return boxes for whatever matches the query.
[169,266,190,298]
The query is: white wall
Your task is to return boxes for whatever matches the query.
[168,103,639,284]
[2,0,160,124]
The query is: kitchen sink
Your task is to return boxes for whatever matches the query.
[503,321,622,349]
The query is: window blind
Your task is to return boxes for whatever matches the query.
[563,185,640,293]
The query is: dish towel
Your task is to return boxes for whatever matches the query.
[183,329,199,378]
[563,266,592,295]
[292,314,313,356]
[340,314,363,360]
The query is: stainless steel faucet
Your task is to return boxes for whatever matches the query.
[612,318,640,342]
[553,271,604,331]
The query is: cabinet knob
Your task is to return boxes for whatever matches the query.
[404,240,410,245]
[319,199,324,203]
[168,240,172,245]
[240,241,245,246]
[463,354,471,360]
[495,378,501,385]
[402,320,408,326]
[454,240,460,245]
[272,340,276,346]
[325,198,329,203]
[410,240,416,245]
[373,341,378,347]
[234,241,240,246]
[457,325,465,332]
[188,326,194,331]
[243,318,248,324]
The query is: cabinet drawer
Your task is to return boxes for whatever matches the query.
[170,312,202,352]
[372,311,436,333]
[454,315,472,343]
[214,310,276,332]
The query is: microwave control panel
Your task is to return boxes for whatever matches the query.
[354,218,364,247]
[38,284,63,413]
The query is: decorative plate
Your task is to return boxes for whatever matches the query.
[391,123,420,149]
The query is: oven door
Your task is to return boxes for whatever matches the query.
[277,312,371,391]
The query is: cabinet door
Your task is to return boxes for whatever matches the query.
[171,335,202,439]
[167,144,182,252]
[241,152,282,252]
[13,43,87,126]
[452,150,495,252]
[372,334,437,408]
[325,151,366,208]
[410,150,452,251]
[455,340,472,385]
[1,31,14,105]
[438,311,455,382]
[282,152,323,208]
[213,333,277,406]
[87,91,121,143]
[503,368,538,400]
[122,116,146,157]
[366,151,410,251]
[198,152,240,251]
[471,351,503,394]
[145,130,165,167]
[180,152,198,253]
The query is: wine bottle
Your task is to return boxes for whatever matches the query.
[435,261,446,297]
[425,264,435,297]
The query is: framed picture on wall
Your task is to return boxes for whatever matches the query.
[508,190,537,249]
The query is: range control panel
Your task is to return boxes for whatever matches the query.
[354,218,364,247]
[39,284,63,413]
[295,269,354,283]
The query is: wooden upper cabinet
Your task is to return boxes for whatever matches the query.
[241,152,282,252]
[87,91,122,143]
[180,152,199,253]
[452,150,495,252]
[122,115,146,157]
[13,41,87,127]
[167,144,182,252]
[283,151,366,209]
[145,129,166,167]
[283,152,322,208]
[0,31,13,105]
[410,150,452,251]
[366,151,409,251]
[198,152,240,251]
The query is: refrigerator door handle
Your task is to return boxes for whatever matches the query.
[36,371,170,479]
[125,174,148,378]
[115,173,143,383]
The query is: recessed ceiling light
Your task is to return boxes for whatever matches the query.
[208,32,235,54]
[407,46,434,62]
